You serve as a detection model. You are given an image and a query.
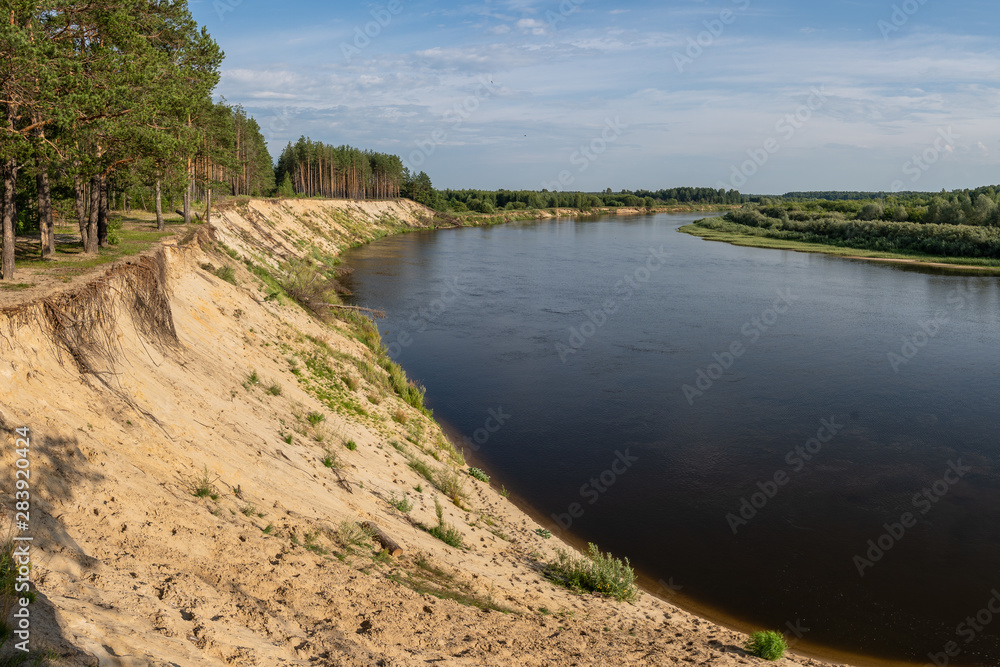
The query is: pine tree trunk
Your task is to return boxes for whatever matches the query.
[75,174,88,249]
[1,158,16,280]
[155,179,164,230]
[86,175,99,254]
[183,177,191,224]
[98,175,109,248]
[205,188,212,225]
[38,168,54,259]
[125,194,131,214]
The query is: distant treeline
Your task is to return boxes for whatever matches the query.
[274,138,406,200]
[712,186,1000,258]
[427,186,744,214]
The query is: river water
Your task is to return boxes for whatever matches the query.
[341,213,1000,665]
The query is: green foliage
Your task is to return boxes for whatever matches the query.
[388,493,412,513]
[744,631,788,661]
[344,439,357,451]
[322,450,341,469]
[468,467,490,483]
[535,528,552,539]
[545,543,638,603]
[107,216,123,245]
[307,411,325,426]
[426,496,464,548]
[215,265,238,285]
[191,466,219,500]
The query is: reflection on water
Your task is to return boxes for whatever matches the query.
[343,214,1000,666]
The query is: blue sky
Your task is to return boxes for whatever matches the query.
[189,0,1000,194]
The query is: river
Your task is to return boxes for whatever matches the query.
[342,213,1000,666]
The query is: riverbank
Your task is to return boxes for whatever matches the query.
[0,198,851,665]
[680,218,1000,275]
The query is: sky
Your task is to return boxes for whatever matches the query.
[188,0,1000,195]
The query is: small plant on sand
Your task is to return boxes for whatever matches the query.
[191,466,219,500]
[468,467,489,483]
[266,382,282,396]
[240,503,257,517]
[545,543,637,603]
[307,411,325,426]
[322,450,341,469]
[388,493,412,513]
[535,528,552,539]
[215,264,238,285]
[343,375,360,391]
[435,468,467,503]
[744,630,787,661]
[426,496,464,548]
[243,369,260,390]
[392,407,409,424]
[500,485,510,499]
[344,439,357,451]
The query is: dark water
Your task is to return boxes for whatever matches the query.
[341,214,1000,666]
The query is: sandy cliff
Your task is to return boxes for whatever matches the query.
[0,199,845,666]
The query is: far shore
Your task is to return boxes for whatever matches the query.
[679,219,1000,275]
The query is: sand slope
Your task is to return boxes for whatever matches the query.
[0,199,846,666]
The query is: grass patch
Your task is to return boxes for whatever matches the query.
[322,450,341,469]
[215,264,238,285]
[307,411,325,426]
[266,382,282,396]
[744,630,788,661]
[409,459,435,484]
[434,467,467,502]
[344,439,357,451]
[425,496,464,548]
[535,528,552,539]
[190,466,219,500]
[468,467,489,483]
[388,493,413,513]
[544,543,637,602]
[390,553,514,613]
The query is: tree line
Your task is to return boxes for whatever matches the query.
[1,0,273,280]
[274,138,406,200]
[717,188,1000,258]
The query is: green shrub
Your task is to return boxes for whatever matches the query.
[215,265,238,285]
[322,450,341,469]
[344,439,357,451]
[388,493,412,513]
[545,543,637,602]
[426,496,464,548]
[468,467,489,483]
[744,630,788,661]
